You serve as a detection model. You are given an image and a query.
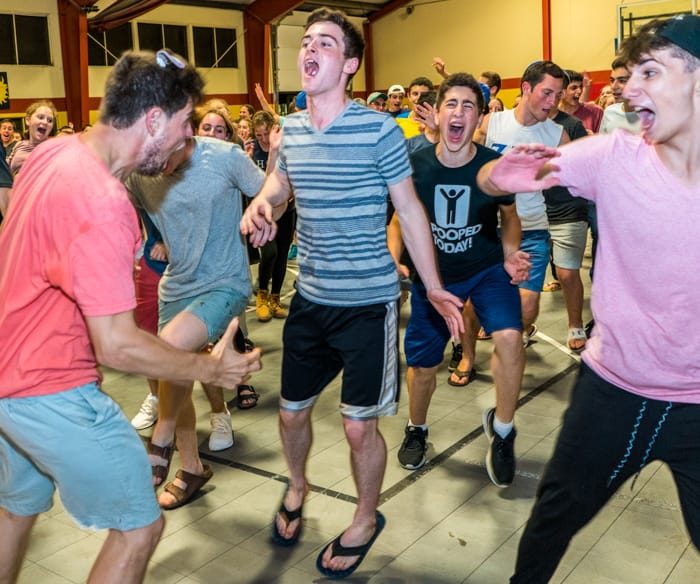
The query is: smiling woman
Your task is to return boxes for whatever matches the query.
[7,100,57,176]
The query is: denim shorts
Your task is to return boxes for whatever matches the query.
[519,229,551,293]
[405,264,522,368]
[0,383,160,530]
[158,288,249,344]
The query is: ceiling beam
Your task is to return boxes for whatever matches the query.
[246,0,304,24]
[367,0,412,22]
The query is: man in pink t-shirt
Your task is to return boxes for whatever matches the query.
[478,15,700,582]
[0,51,261,584]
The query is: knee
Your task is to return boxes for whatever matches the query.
[493,329,523,355]
[279,407,310,430]
[342,419,378,452]
[118,515,164,556]
[411,366,438,384]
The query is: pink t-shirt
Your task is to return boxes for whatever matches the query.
[0,136,141,398]
[555,130,700,403]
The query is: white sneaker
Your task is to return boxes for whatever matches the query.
[209,408,234,451]
[131,394,159,430]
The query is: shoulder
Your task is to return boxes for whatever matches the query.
[474,143,500,164]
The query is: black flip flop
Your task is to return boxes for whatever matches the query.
[271,496,303,547]
[236,385,259,410]
[316,511,386,579]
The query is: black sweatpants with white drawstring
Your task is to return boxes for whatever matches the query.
[511,363,700,583]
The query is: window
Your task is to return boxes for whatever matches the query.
[193,26,237,68]
[0,13,51,65]
[138,23,187,59]
[88,23,133,66]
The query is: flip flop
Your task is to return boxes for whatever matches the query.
[160,466,213,510]
[316,511,386,579]
[447,367,477,387]
[271,493,304,547]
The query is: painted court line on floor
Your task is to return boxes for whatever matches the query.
[199,361,582,507]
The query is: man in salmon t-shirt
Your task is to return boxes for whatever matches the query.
[0,50,261,584]
[477,15,700,582]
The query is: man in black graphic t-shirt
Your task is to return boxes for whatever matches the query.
[388,73,530,488]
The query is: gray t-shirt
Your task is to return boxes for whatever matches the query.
[127,137,265,301]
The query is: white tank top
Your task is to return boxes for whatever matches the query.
[485,109,563,231]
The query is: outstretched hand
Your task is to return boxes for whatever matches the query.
[488,144,561,193]
[208,318,262,389]
[504,250,531,284]
[427,288,465,340]
[241,197,278,247]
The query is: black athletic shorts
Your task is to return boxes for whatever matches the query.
[280,293,400,419]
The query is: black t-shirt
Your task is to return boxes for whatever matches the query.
[252,141,269,172]
[410,144,514,285]
[545,111,588,224]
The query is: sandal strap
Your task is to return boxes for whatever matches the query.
[330,534,373,557]
[278,501,303,523]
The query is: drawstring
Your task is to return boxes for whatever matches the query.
[607,400,647,487]
[629,401,672,490]
[606,400,673,489]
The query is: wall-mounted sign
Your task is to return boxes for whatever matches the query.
[0,73,9,110]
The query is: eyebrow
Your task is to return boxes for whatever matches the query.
[302,33,339,43]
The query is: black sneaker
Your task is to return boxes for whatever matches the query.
[482,408,516,488]
[448,342,463,372]
[398,426,428,470]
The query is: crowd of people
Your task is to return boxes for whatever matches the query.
[0,7,698,583]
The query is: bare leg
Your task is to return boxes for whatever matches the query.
[556,266,585,349]
[321,418,386,572]
[202,383,226,414]
[149,311,208,487]
[407,366,439,426]
[520,289,541,332]
[449,302,478,384]
[275,407,312,538]
[0,508,36,584]
[491,329,525,424]
[88,517,164,584]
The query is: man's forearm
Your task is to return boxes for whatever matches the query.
[500,208,522,258]
[396,202,441,290]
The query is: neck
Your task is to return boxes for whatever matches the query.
[559,100,578,115]
[307,90,349,129]
[514,102,538,127]
[80,122,142,181]
[654,130,700,184]
[436,140,476,168]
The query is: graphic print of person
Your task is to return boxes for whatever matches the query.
[440,187,466,225]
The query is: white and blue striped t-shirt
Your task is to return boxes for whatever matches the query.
[278,101,412,307]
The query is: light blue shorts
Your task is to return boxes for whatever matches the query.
[519,229,551,293]
[158,288,249,344]
[0,383,160,531]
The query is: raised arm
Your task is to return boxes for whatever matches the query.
[473,112,491,145]
[432,57,450,79]
[389,176,464,338]
[477,144,561,196]
[254,82,281,124]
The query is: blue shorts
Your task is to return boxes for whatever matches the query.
[159,288,248,344]
[405,264,522,368]
[0,383,160,530]
[519,230,550,293]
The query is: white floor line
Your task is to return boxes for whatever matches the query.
[534,330,582,363]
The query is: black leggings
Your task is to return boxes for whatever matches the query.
[258,207,296,294]
[511,363,700,583]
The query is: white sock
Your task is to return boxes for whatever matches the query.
[493,415,513,439]
[408,419,428,431]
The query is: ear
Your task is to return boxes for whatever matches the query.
[144,107,164,137]
[343,57,359,75]
[522,81,532,96]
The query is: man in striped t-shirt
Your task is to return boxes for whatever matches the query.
[241,7,463,579]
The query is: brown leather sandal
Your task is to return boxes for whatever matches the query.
[160,466,213,510]
[148,441,174,487]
